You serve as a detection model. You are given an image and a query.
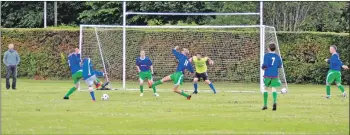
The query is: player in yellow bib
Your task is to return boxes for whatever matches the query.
[189,53,216,94]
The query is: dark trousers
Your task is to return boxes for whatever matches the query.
[6,65,17,89]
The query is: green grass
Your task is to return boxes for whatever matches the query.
[1,79,349,134]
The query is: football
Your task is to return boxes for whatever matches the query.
[101,94,110,100]
[281,88,288,94]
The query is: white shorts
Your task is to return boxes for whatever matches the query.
[85,75,97,86]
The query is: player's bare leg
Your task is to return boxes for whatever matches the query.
[262,86,268,110]
[272,87,277,111]
[192,78,199,94]
[173,85,191,100]
[204,79,216,94]
[139,78,144,96]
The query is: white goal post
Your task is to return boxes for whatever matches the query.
[78,1,288,92]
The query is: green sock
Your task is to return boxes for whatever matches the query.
[326,85,331,96]
[338,85,345,93]
[263,92,268,106]
[181,90,189,97]
[96,78,101,83]
[153,80,162,86]
[272,92,277,103]
[140,85,143,93]
[65,87,76,97]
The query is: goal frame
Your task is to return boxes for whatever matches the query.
[78,1,289,91]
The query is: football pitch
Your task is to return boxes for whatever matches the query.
[1,79,349,134]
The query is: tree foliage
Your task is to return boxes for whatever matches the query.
[0,1,349,32]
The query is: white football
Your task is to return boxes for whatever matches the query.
[101,94,109,100]
[281,88,288,94]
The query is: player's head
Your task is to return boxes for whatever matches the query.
[196,53,202,59]
[140,50,145,57]
[268,43,276,52]
[75,48,80,54]
[182,48,189,55]
[329,45,337,54]
[8,44,14,50]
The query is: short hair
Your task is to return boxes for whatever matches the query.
[196,52,202,56]
[330,45,337,51]
[182,48,189,54]
[269,43,276,51]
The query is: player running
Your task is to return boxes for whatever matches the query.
[324,45,349,99]
[136,50,158,97]
[261,43,283,111]
[152,46,194,100]
[63,48,102,100]
[189,53,216,94]
[82,57,106,102]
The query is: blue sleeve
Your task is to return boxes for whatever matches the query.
[172,49,181,60]
[94,70,104,76]
[261,55,268,69]
[278,56,282,68]
[77,54,81,63]
[148,58,153,66]
[136,58,140,66]
[330,54,342,66]
[187,61,194,73]
[3,52,8,66]
[16,52,20,65]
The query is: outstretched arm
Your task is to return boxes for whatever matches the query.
[207,57,214,65]
[172,46,181,59]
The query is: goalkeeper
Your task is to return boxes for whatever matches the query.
[324,45,349,99]
[261,43,283,111]
[63,48,102,100]
[136,51,157,97]
[152,46,194,100]
[189,53,216,94]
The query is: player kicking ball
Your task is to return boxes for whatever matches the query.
[189,53,216,94]
[82,57,106,102]
[261,43,283,111]
[136,51,158,97]
[63,48,103,100]
[152,46,194,100]
[324,45,349,99]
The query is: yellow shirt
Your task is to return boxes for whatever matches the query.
[192,56,208,73]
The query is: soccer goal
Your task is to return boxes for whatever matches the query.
[78,25,288,92]
[78,1,288,93]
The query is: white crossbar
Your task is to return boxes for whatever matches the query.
[126,12,260,16]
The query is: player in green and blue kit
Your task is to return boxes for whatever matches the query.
[136,51,158,97]
[63,48,102,99]
[261,43,283,111]
[82,57,105,102]
[325,45,349,99]
[152,46,194,100]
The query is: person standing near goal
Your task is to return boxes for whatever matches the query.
[136,50,157,97]
[82,57,105,102]
[152,46,194,100]
[324,45,349,99]
[189,53,216,94]
[261,43,283,111]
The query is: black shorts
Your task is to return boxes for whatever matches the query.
[195,72,208,81]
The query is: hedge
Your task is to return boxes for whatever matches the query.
[1,28,349,85]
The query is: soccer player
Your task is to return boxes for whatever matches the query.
[63,48,83,99]
[136,50,157,97]
[261,43,282,111]
[152,46,194,100]
[82,57,105,102]
[324,45,349,98]
[63,48,102,99]
[189,53,216,94]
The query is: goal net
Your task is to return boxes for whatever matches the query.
[79,25,288,92]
